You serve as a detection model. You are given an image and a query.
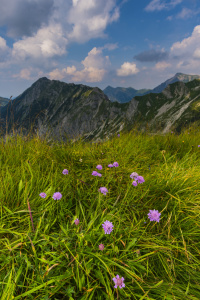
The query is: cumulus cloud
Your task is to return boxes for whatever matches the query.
[13,68,32,80]
[0,0,54,38]
[67,0,120,43]
[49,46,110,82]
[116,62,139,76]
[12,23,68,60]
[154,61,171,70]
[134,49,168,62]
[170,25,200,59]
[0,36,11,62]
[145,0,182,12]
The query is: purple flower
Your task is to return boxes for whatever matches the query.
[74,219,79,225]
[96,165,103,170]
[130,172,138,179]
[113,275,125,289]
[132,181,137,186]
[113,162,119,167]
[135,176,145,184]
[198,145,200,148]
[117,134,120,137]
[92,171,102,177]
[92,171,98,176]
[39,192,47,198]
[98,187,108,195]
[147,209,161,222]
[99,244,104,250]
[52,192,62,200]
[62,169,69,175]
[102,220,114,234]
[108,164,113,168]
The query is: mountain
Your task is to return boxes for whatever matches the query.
[0,96,10,107]
[103,73,200,103]
[1,77,200,145]
[103,86,150,103]
[150,73,200,94]
[0,77,128,143]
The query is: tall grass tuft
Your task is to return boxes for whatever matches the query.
[0,115,200,299]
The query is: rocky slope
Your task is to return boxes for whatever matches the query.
[1,77,200,145]
[103,73,200,103]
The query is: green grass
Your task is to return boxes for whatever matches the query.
[0,118,200,300]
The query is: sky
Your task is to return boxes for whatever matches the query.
[0,0,200,98]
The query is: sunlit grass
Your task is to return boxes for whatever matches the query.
[0,118,200,299]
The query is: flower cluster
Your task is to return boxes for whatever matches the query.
[37,151,163,291]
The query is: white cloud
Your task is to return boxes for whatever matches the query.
[145,0,182,12]
[117,62,139,76]
[170,25,200,58]
[67,0,120,43]
[0,37,8,51]
[176,7,194,19]
[49,46,110,82]
[13,68,31,80]
[154,61,171,70]
[12,23,68,60]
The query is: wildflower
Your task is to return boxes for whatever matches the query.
[113,162,119,167]
[99,187,108,195]
[198,145,200,147]
[99,244,104,250]
[112,275,125,289]
[92,171,98,176]
[147,209,161,222]
[74,219,79,225]
[108,164,113,167]
[102,220,114,234]
[96,164,102,170]
[135,176,145,184]
[132,181,137,186]
[79,158,82,162]
[62,169,69,175]
[118,134,120,137]
[92,171,102,177]
[39,192,47,198]
[52,192,62,200]
[130,172,138,179]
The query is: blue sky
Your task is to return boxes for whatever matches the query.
[0,0,200,98]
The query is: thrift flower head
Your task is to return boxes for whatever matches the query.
[147,209,161,222]
[39,192,47,198]
[96,164,102,170]
[130,172,138,179]
[108,164,113,167]
[102,220,114,234]
[198,145,200,147]
[118,134,120,137]
[62,169,69,175]
[74,218,79,225]
[52,192,62,200]
[135,176,145,184]
[98,187,108,195]
[99,244,104,250]
[113,162,119,167]
[132,181,137,187]
[113,275,125,289]
[92,171,102,177]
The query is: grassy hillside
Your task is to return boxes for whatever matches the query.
[0,120,200,299]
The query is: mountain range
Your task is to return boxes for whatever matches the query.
[103,73,200,103]
[0,75,200,144]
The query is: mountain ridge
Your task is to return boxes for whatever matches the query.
[1,76,200,144]
[103,73,200,103]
